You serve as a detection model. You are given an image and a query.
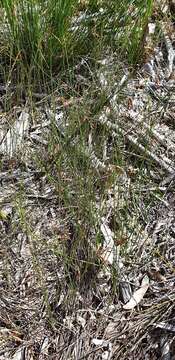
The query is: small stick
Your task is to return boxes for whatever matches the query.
[97,115,174,174]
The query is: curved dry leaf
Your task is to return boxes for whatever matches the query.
[123,275,149,310]
[11,347,25,360]
[100,220,114,265]
[0,111,29,157]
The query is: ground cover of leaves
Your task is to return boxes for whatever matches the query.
[0,3,175,360]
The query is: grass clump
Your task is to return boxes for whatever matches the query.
[0,0,155,86]
[0,0,79,83]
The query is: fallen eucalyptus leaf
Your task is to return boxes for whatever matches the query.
[123,275,149,310]
[11,347,25,360]
[92,338,108,347]
[0,111,29,157]
[100,219,114,265]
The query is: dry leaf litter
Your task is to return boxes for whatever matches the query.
[0,2,175,359]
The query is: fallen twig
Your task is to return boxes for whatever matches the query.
[161,22,175,78]
[97,114,175,174]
